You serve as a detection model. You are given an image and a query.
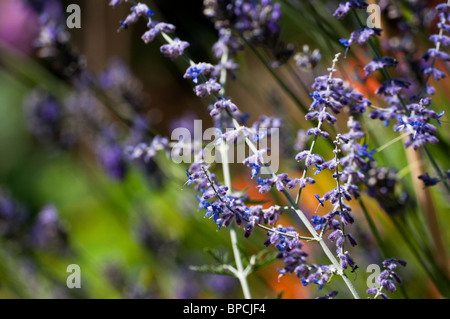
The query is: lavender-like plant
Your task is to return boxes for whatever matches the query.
[2,0,449,300]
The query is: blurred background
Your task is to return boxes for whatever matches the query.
[0,0,448,299]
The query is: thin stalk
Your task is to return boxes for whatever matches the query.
[229,223,252,299]
[296,54,342,204]
[281,189,361,299]
[217,44,252,299]
[221,143,252,299]
[376,132,412,153]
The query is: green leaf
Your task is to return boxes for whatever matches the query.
[189,264,233,276]
[204,247,230,265]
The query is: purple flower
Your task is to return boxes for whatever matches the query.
[204,0,293,65]
[436,3,450,11]
[422,67,446,80]
[333,1,368,19]
[316,291,338,299]
[109,0,125,7]
[250,163,261,179]
[184,63,215,84]
[311,215,326,230]
[307,127,330,139]
[294,45,322,71]
[210,99,238,117]
[423,48,450,61]
[376,79,410,96]
[367,258,406,298]
[28,204,68,252]
[97,141,127,181]
[345,27,382,46]
[429,34,450,46]
[132,3,153,17]
[418,173,440,187]
[364,57,398,76]
[142,22,176,43]
[314,194,324,207]
[256,173,299,193]
[194,78,222,97]
[394,99,443,150]
[160,38,190,60]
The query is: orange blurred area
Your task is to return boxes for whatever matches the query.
[231,174,275,209]
[345,55,381,98]
[265,264,312,299]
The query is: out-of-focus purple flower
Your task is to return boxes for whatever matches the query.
[0,190,28,237]
[28,204,68,252]
[205,274,238,296]
[96,127,128,181]
[203,0,293,65]
[169,112,198,136]
[418,173,440,187]
[125,135,170,162]
[333,1,368,19]
[294,45,322,71]
[98,142,128,181]
[422,66,446,80]
[24,89,75,148]
[376,79,411,96]
[316,291,338,299]
[364,162,410,215]
[342,27,382,46]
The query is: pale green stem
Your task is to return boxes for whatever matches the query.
[218,43,252,299]
[296,53,341,204]
[376,132,412,153]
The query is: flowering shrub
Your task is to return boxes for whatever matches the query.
[0,0,449,299]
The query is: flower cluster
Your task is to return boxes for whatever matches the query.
[23,90,73,148]
[24,1,169,184]
[419,170,450,188]
[333,1,368,19]
[203,0,294,67]
[12,0,450,300]
[98,0,450,299]
[367,258,407,299]
[422,4,450,65]
[294,45,322,72]
[394,98,444,150]
[364,162,410,215]
[337,1,448,152]
[112,1,192,61]
[0,189,68,252]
